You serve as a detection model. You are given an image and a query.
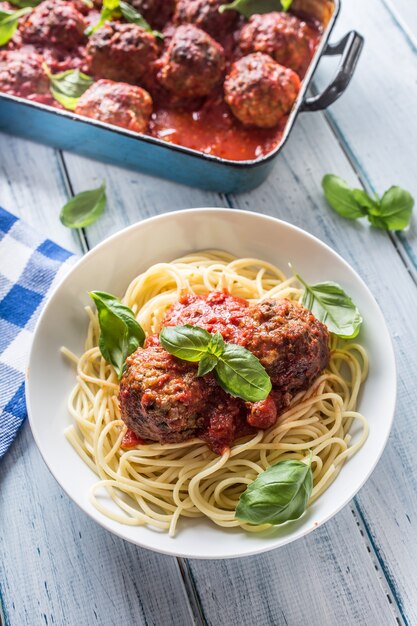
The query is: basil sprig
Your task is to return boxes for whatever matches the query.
[296,272,362,339]
[90,291,145,378]
[0,6,31,46]
[219,0,293,18]
[60,182,107,229]
[7,0,40,7]
[235,455,313,525]
[322,175,414,231]
[44,65,93,111]
[160,325,272,403]
[86,0,163,38]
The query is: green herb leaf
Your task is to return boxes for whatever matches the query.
[235,456,313,525]
[322,174,414,231]
[216,343,272,402]
[44,66,93,110]
[219,0,292,18]
[160,325,212,361]
[90,291,145,378]
[60,182,106,229]
[368,186,414,231]
[0,6,31,46]
[159,324,272,402]
[197,353,218,377]
[119,0,163,38]
[322,175,367,220]
[7,0,41,7]
[297,273,362,339]
[86,0,163,38]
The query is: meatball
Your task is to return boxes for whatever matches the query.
[20,0,87,49]
[129,0,176,30]
[239,12,316,77]
[245,299,330,405]
[224,53,300,128]
[156,25,225,98]
[173,0,238,39]
[0,50,49,97]
[120,342,244,452]
[119,344,210,443]
[75,79,153,133]
[87,22,159,85]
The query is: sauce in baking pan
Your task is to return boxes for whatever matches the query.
[0,0,321,161]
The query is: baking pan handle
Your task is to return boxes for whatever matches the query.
[301,30,364,112]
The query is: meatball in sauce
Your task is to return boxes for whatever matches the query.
[120,292,330,455]
[224,53,300,128]
[87,22,159,87]
[75,79,153,133]
[156,25,225,99]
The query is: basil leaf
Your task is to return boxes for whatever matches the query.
[60,182,106,229]
[45,67,94,110]
[90,291,145,378]
[0,7,31,46]
[207,331,225,358]
[87,0,163,38]
[236,457,313,525]
[216,343,272,403]
[160,325,211,362]
[7,0,40,7]
[219,0,292,17]
[119,1,163,38]
[369,186,414,231]
[297,274,362,339]
[197,353,218,377]
[322,175,367,220]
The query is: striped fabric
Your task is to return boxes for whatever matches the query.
[0,207,75,458]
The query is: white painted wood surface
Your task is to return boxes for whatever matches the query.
[1,1,416,625]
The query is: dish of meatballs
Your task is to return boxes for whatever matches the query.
[0,0,321,160]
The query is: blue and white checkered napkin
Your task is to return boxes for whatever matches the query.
[0,207,76,459]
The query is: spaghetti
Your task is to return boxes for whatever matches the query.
[63,251,369,536]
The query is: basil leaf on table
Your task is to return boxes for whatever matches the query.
[90,291,145,378]
[44,66,94,111]
[216,343,272,402]
[219,0,293,18]
[322,174,414,231]
[160,324,271,403]
[60,182,106,229]
[296,273,363,339]
[235,456,313,525]
[322,175,367,220]
[368,186,414,231]
[0,7,31,46]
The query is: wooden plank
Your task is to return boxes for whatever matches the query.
[383,0,417,42]
[0,135,79,252]
[60,119,403,623]
[0,136,196,626]
[0,426,195,626]
[313,0,417,271]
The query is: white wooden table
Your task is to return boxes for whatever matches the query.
[1,1,417,624]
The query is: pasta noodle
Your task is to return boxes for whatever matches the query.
[63,251,369,536]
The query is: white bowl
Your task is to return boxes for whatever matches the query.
[27,208,396,559]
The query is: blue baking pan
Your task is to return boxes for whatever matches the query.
[0,0,363,193]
